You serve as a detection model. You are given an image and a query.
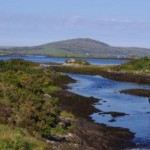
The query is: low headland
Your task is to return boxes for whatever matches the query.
[51,57,150,84]
[0,59,135,150]
[51,57,150,102]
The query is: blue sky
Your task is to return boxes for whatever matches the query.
[0,0,150,48]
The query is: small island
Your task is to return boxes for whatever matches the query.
[63,58,90,66]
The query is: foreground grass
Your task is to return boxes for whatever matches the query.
[0,59,75,149]
[0,59,136,149]
[0,124,49,150]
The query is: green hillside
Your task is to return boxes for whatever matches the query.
[1,38,150,58]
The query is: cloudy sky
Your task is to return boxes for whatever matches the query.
[0,0,150,48]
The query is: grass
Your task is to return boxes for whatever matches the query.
[60,111,75,120]
[0,59,75,149]
[51,57,150,84]
[113,57,150,74]
[0,124,50,150]
[0,48,111,58]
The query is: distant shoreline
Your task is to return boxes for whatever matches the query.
[0,53,133,60]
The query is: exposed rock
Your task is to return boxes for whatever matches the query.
[52,90,135,150]
[99,111,129,118]
[109,119,116,122]
[64,59,90,66]
[120,89,150,97]
[43,94,52,99]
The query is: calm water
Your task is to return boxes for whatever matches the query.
[67,74,150,148]
[1,55,150,148]
[0,55,128,65]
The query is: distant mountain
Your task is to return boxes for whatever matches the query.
[1,38,150,58]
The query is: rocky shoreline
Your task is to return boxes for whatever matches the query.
[120,89,150,98]
[51,90,135,150]
[50,73,136,150]
[0,59,146,149]
[51,65,150,84]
